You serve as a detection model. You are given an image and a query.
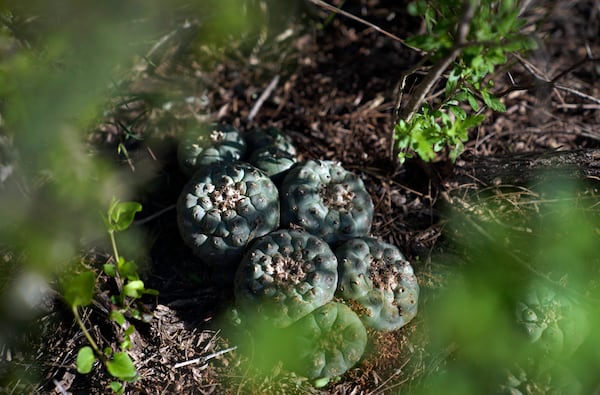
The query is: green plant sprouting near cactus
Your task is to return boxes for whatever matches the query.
[63,200,157,394]
[394,0,536,163]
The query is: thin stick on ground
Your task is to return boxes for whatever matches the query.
[248,75,280,121]
[172,346,238,369]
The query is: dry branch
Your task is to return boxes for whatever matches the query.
[455,149,600,186]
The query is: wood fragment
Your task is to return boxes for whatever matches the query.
[455,149,600,186]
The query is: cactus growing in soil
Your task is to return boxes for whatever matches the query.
[516,282,589,357]
[279,160,374,243]
[246,127,297,181]
[177,161,279,269]
[177,123,246,176]
[335,237,419,332]
[248,146,297,181]
[286,302,367,380]
[246,126,297,155]
[234,229,338,328]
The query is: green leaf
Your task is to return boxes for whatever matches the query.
[448,105,467,120]
[130,308,142,321]
[462,114,486,129]
[446,67,461,97]
[110,310,126,326]
[63,271,95,307]
[106,352,137,380]
[481,90,506,112]
[123,280,145,298]
[314,377,330,388]
[124,325,136,337]
[118,259,139,281]
[466,90,480,111]
[121,338,132,350]
[110,381,124,393]
[107,200,142,232]
[76,346,96,374]
[103,264,116,277]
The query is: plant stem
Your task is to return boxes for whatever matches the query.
[108,229,124,296]
[72,305,108,364]
[109,230,120,263]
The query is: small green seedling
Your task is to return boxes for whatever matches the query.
[63,199,157,393]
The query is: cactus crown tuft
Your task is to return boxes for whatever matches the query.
[210,129,225,143]
[208,182,244,212]
[320,183,355,212]
[264,255,311,286]
[369,255,401,292]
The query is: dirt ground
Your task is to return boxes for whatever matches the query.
[3,1,600,394]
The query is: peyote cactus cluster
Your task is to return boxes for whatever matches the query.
[515,282,589,357]
[175,123,419,383]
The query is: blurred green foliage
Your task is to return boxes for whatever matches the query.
[0,0,269,279]
[0,0,264,388]
[416,180,600,394]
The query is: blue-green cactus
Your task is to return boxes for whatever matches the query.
[248,146,297,181]
[245,126,297,155]
[177,123,246,176]
[335,237,419,332]
[499,365,582,395]
[234,229,338,328]
[516,282,589,357]
[177,161,279,270]
[279,160,374,243]
[286,302,367,380]
[246,127,297,181]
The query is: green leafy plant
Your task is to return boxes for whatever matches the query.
[394,0,536,162]
[63,200,157,393]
